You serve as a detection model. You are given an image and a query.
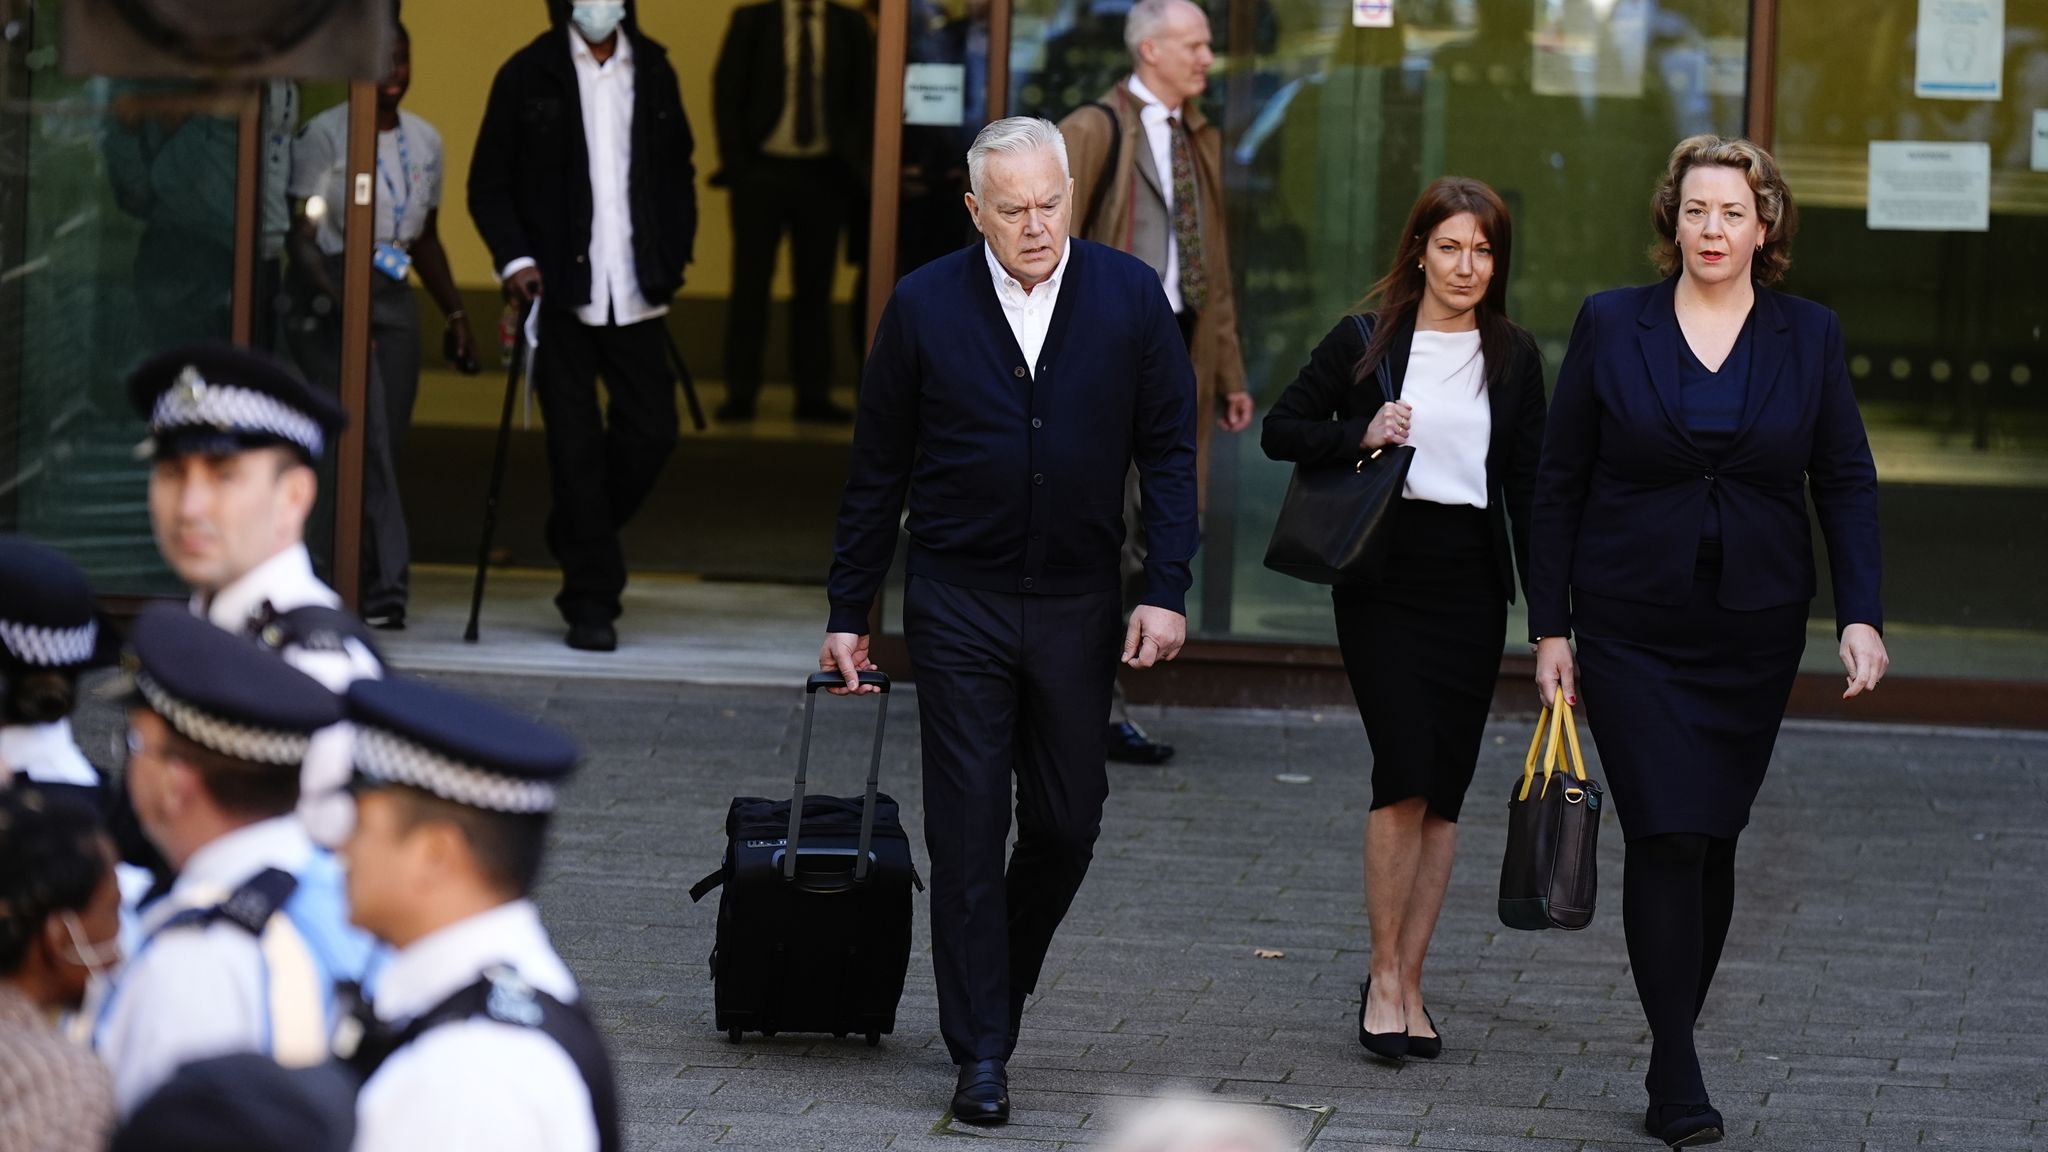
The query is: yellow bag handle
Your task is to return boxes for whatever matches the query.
[1517,698,1588,802]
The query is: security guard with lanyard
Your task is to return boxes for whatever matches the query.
[332,675,618,1152]
[94,606,378,1116]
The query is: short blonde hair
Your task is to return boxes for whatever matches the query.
[1649,135,1797,286]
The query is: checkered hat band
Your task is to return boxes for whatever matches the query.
[136,673,312,767]
[354,727,557,814]
[0,618,97,667]
[152,377,324,458]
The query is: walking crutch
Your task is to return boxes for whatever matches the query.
[660,323,708,432]
[463,301,534,643]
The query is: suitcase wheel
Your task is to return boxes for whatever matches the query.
[866,1031,880,1047]
[727,1027,742,1044]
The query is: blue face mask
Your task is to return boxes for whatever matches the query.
[570,1,626,42]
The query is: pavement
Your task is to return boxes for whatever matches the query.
[75,674,2048,1150]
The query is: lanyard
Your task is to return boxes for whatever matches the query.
[375,122,413,241]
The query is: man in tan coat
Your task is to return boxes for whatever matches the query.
[1059,0,1250,764]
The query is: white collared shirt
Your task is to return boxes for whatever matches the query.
[96,817,320,1116]
[1126,74,1185,314]
[984,240,1071,376]
[1400,329,1491,509]
[353,901,594,1152]
[0,720,99,787]
[570,27,663,328]
[763,0,832,158]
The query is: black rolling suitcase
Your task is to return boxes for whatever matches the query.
[688,671,920,1046]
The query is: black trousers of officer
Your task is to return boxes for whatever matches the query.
[723,156,852,412]
[903,574,1123,1065]
[532,305,678,626]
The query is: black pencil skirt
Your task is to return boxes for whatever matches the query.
[1332,500,1506,823]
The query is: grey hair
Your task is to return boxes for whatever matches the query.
[966,117,1071,199]
[1125,0,1187,61]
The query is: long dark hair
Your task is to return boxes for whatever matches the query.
[1353,176,1521,392]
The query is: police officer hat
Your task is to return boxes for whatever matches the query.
[0,535,122,675]
[126,605,342,767]
[127,342,345,464]
[110,1053,355,1152]
[346,677,580,814]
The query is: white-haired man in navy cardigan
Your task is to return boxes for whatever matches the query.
[819,116,1198,1126]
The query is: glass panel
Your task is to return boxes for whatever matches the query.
[0,8,244,594]
[1006,0,1751,643]
[1776,0,2048,681]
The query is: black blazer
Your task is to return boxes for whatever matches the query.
[1260,312,1548,611]
[468,21,697,309]
[711,0,875,185]
[1526,278,1883,639]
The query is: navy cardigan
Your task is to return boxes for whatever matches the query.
[827,240,1199,634]
[1527,278,1883,639]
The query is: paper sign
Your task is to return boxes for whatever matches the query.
[1915,0,2003,101]
[1868,141,1991,231]
[903,62,966,127]
[1352,0,1393,28]
[2033,109,2048,170]
[1532,0,1648,99]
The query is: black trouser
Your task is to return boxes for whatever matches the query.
[903,575,1123,1064]
[1624,832,1741,1106]
[723,156,852,411]
[532,307,677,626]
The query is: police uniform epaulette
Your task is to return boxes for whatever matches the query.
[156,868,299,938]
[253,603,385,663]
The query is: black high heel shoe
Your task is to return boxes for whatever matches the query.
[1406,1006,1442,1060]
[1356,978,1407,1060]
[1644,1101,1724,1148]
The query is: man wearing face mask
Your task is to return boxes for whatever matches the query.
[469,0,699,654]
[0,786,122,1150]
[93,607,378,1117]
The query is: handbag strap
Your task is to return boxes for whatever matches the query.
[1349,312,1399,403]
[1518,700,1589,801]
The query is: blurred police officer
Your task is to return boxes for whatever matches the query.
[335,676,617,1152]
[94,606,377,1116]
[111,1052,356,1152]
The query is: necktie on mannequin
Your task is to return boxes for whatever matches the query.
[1167,116,1207,310]
[796,0,819,147]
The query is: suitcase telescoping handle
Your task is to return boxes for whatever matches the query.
[789,671,891,882]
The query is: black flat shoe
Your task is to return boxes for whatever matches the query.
[1406,1006,1441,1060]
[1106,721,1174,764]
[565,623,618,652]
[1357,978,1407,1060]
[1644,1101,1723,1148]
[952,1058,1009,1126]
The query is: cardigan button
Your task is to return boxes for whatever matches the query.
[1033,473,1044,485]
[1031,418,1042,429]
[1013,366,1027,378]
[1022,578,1035,590]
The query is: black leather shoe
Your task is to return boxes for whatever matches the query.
[1406,1006,1442,1060]
[952,1058,1009,1126]
[794,400,854,425]
[565,623,618,652]
[363,612,405,632]
[1644,1101,1723,1148]
[1106,721,1174,764]
[714,399,756,423]
[1357,978,1407,1061]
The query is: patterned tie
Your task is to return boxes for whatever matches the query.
[1168,115,1208,311]
[795,0,819,147]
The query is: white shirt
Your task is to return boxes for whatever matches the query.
[195,543,381,840]
[291,106,444,256]
[354,901,594,1152]
[1399,329,1491,508]
[984,240,1071,376]
[96,818,322,1116]
[762,0,832,158]
[0,720,99,787]
[1126,74,1185,314]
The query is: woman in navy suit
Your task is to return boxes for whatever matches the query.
[1529,137,1890,1147]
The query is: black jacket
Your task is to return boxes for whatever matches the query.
[711,0,874,185]
[1261,312,1548,618]
[469,18,697,308]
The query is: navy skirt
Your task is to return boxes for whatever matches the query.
[1573,549,1807,841]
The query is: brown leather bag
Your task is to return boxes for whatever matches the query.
[1498,699,1603,931]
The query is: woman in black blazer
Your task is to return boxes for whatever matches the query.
[1263,177,1545,1063]
[1529,137,1890,1148]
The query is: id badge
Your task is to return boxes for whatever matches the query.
[372,242,413,282]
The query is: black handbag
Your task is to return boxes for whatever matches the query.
[1498,699,1603,931]
[1262,314,1415,585]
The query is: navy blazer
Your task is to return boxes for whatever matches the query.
[826,240,1199,634]
[1260,312,1547,612]
[1527,277,1882,639]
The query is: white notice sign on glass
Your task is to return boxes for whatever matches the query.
[1915,0,2004,101]
[1352,0,1394,29]
[1867,141,1991,232]
[904,63,967,127]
